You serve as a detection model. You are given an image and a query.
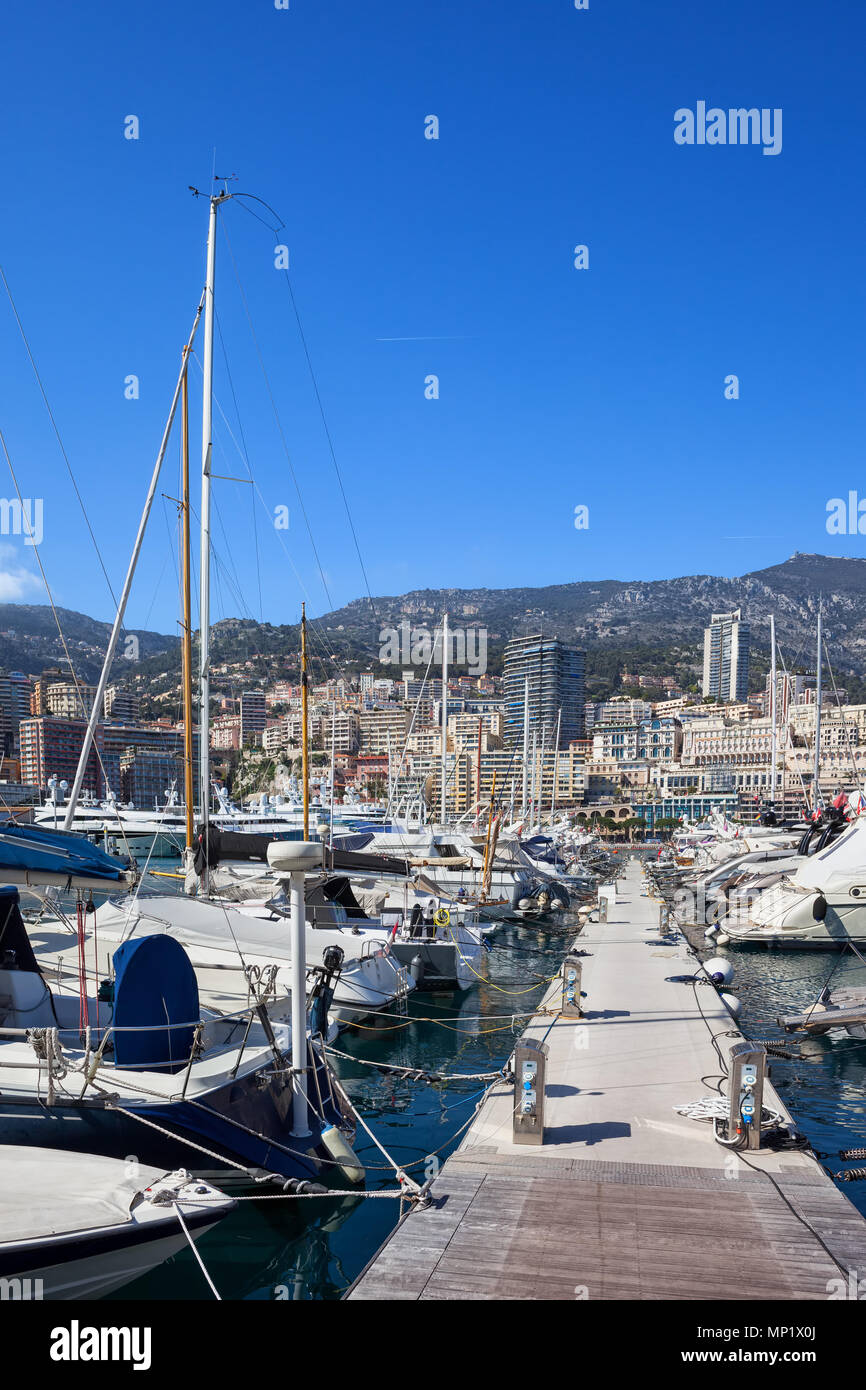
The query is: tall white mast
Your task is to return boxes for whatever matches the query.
[813,606,823,812]
[522,674,530,815]
[769,615,777,806]
[550,707,562,821]
[440,613,448,826]
[198,192,228,832]
[529,726,537,826]
[330,699,336,850]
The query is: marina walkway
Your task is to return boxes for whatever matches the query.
[348,860,866,1300]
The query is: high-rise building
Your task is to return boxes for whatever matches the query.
[239,690,267,745]
[702,609,750,703]
[44,682,97,720]
[30,669,64,717]
[0,671,33,756]
[104,684,141,723]
[503,635,585,749]
[19,717,104,796]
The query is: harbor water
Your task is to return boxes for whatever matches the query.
[108,866,866,1301]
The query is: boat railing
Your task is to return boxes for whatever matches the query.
[0,993,300,1087]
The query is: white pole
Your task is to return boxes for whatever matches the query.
[330,700,336,850]
[551,707,562,821]
[199,194,227,834]
[769,616,777,806]
[814,607,823,811]
[522,674,530,815]
[290,865,310,1136]
[530,726,537,827]
[63,297,205,829]
[440,612,448,826]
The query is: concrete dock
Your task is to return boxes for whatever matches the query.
[348,860,866,1300]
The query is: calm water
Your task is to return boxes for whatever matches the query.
[109,860,866,1300]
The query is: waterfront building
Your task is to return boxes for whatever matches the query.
[240,690,267,746]
[504,634,585,748]
[702,608,750,702]
[585,697,653,730]
[636,714,682,762]
[104,684,140,723]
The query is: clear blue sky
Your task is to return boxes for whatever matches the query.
[0,0,863,636]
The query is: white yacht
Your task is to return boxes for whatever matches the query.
[721,816,866,948]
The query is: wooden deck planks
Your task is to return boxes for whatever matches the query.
[347,862,866,1301]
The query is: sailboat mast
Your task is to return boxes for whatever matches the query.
[530,725,537,825]
[62,297,204,830]
[769,614,777,808]
[301,602,309,839]
[180,347,195,848]
[329,698,336,851]
[551,707,562,822]
[522,675,529,815]
[813,607,823,812]
[440,612,448,826]
[198,193,224,833]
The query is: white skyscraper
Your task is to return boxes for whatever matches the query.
[702,609,750,702]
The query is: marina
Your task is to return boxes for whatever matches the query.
[2,1,866,1351]
[347,860,866,1300]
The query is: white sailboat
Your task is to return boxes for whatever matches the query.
[0,1148,232,1300]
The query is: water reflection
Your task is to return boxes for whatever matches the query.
[113,910,866,1298]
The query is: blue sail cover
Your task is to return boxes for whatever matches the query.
[0,821,130,881]
[112,935,199,1073]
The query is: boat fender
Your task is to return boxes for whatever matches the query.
[320,1124,365,1184]
[410,953,424,985]
[704,958,734,987]
[720,992,742,1018]
[715,932,731,946]
[813,893,828,922]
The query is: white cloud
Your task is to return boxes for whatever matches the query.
[0,545,42,601]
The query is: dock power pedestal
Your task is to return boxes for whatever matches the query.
[561,952,583,1018]
[513,1038,549,1146]
[728,1041,767,1151]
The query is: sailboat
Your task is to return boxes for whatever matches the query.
[9,189,364,1186]
[0,1147,233,1300]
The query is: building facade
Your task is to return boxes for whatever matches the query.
[504,634,585,749]
[702,609,750,703]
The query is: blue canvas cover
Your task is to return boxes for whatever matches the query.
[112,935,199,1073]
[0,821,129,881]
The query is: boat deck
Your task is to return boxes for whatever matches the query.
[348,860,866,1300]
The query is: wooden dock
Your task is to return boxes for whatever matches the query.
[347,860,866,1300]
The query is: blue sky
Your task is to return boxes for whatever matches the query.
[0,0,863,635]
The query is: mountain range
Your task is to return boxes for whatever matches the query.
[3,554,864,706]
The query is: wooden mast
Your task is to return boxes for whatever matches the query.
[301,602,309,839]
[180,346,195,848]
